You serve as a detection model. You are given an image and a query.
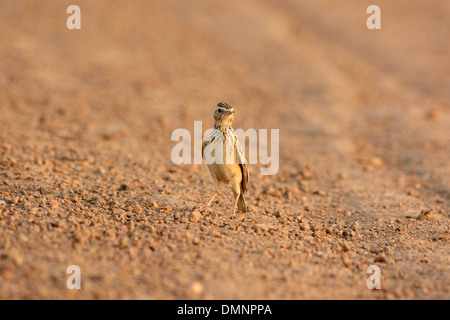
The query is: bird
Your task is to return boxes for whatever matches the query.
[202,102,249,215]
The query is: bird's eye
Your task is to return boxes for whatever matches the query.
[217,109,222,113]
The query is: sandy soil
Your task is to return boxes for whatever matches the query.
[0,0,448,299]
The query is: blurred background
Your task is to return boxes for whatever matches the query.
[0,0,448,299]
[1,0,448,175]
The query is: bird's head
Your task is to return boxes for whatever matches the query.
[214,102,235,129]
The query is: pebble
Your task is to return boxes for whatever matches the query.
[299,223,310,231]
[427,108,441,121]
[371,157,383,167]
[252,224,269,233]
[343,229,355,238]
[313,190,327,196]
[342,244,351,252]
[377,254,394,264]
[189,210,202,223]
[189,282,204,295]
[209,230,221,237]
[173,212,181,220]
[418,209,436,221]
[301,170,313,180]
[395,227,404,234]
[147,201,158,208]
[338,172,348,180]
[273,211,284,219]
[119,239,129,249]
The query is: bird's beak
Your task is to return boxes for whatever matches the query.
[225,110,233,115]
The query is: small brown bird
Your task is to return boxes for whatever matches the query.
[202,102,249,214]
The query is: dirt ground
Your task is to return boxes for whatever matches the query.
[0,0,448,299]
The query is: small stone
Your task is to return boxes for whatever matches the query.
[252,224,269,233]
[273,211,284,219]
[97,166,106,174]
[168,167,180,174]
[301,170,313,180]
[190,282,204,295]
[159,206,172,213]
[147,201,158,208]
[395,227,404,234]
[299,223,310,231]
[0,200,6,206]
[189,210,202,223]
[374,254,387,263]
[342,244,351,252]
[427,108,441,121]
[371,157,383,167]
[210,230,221,237]
[2,143,12,150]
[418,209,437,221]
[338,172,348,180]
[173,212,181,220]
[134,204,142,213]
[432,236,449,242]
[119,239,129,249]
[343,229,355,238]
[313,190,326,196]
[11,253,24,266]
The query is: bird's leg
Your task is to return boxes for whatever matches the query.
[231,193,240,215]
[205,177,221,213]
[205,192,218,213]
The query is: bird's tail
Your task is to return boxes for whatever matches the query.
[237,192,247,213]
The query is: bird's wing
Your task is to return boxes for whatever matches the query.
[233,132,249,194]
[202,130,217,160]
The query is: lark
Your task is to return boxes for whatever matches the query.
[202,102,249,215]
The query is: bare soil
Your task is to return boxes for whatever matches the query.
[0,0,448,299]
